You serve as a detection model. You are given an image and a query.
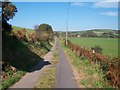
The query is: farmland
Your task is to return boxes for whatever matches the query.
[2,1,119,89]
[12,26,35,34]
[68,37,118,57]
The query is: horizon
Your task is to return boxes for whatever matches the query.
[9,1,118,31]
[13,25,118,32]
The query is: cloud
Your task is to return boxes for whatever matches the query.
[103,0,119,2]
[99,11,118,16]
[71,2,86,6]
[93,0,118,8]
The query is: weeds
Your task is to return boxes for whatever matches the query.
[2,71,26,90]
[60,40,112,88]
[34,42,58,88]
[34,66,56,88]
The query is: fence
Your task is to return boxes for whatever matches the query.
[64,39,120,87]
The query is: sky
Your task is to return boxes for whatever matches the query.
[8,0,119,31]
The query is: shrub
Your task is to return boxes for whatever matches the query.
[100,61,109,74]
[91,45,103,54]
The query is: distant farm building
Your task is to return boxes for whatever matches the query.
[77,34,80,38]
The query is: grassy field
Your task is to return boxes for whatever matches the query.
[12,26,35,34]
[68,37,118,57]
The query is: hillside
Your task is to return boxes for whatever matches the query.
[2,26,53,90]
[12,26,35,34]
[55,29,119,38]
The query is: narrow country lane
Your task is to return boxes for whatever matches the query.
[8,38,79,89]
[55,40,78,88]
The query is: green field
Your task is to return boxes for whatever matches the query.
[12,26,35,34]
[68,37,118,57]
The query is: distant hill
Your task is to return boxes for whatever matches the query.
[55,29,119,38]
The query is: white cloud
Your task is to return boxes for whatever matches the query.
[99,11,118,16]
[103,0,119,2]
[71,2,86,6]
[93,0,118,8]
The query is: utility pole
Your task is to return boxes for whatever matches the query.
[66,22,68,45]
[65,2,70,45]
[60,31,61,38]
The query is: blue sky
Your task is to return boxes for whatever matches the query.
[8,1,118,31]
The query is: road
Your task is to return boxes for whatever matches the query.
[55,40,78,88]
[8,38,78,88]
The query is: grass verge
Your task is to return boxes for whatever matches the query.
[34,66,56,88]
[60,39,113,88]
[2,71,26,90]
[34,42,59,88]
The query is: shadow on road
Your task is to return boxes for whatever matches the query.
[28,60,51,72]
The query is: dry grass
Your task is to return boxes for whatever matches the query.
[34,66,56,88]
[34,43,59,88]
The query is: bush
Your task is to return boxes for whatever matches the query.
[91,45,103,54]
[81,31,98,37]
[100,61,109,74]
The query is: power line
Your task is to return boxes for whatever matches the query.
[65,1,70,45]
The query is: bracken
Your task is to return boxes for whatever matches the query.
[65,40,120,88]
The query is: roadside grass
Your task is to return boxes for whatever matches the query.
[29,41,52,57]
[34,42,59,88]
[2,71,26,90]
[60,40,113,88]
[68,37,118,57]
[34,66,56,88]
[52,43,59,65]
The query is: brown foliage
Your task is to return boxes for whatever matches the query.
[11,29,35,42]
[65,40,120,87]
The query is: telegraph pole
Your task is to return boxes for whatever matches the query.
[66,22,68,45]
[60,31,61,38]
[65,2,70,45]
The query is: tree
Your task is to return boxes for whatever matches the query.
[81,31,98,37]
[2,1,18,32]
[2,1,17,21]
[35,23,54,41]
[100,32,115,38]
